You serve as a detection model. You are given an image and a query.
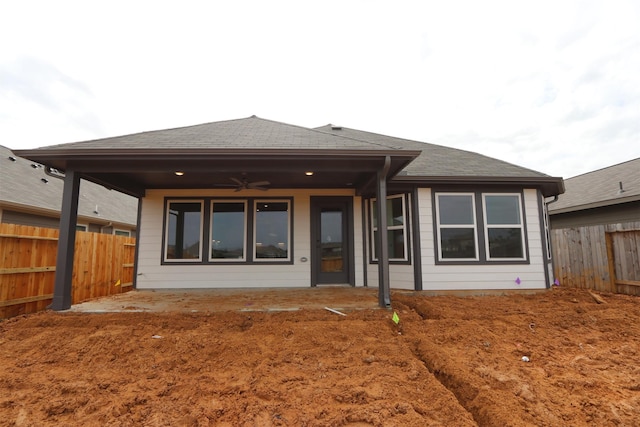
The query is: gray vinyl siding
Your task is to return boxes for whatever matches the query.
[1,209,59,228]
[550,201,640,229]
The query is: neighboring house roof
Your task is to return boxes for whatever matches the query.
[548,158,640,215]
[14,116,564,197]
[0,145,138,227]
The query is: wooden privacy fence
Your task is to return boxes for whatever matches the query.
[551,224,640,296]
[0,223,136,318]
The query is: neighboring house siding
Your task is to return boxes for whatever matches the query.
[418,188,548,290]
[1,209,60,228]
[136,189,365,289]
[0,209,136,235]
[550,201,640,229]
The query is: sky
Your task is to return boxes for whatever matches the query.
[1,0,638,179]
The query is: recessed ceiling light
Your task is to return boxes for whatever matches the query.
[305,171,314,176]
[175,171,184,176]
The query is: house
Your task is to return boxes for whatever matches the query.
[548,158,640,229]
[14,116,564,309]
[547,158,640,292]
[1,145,138,236]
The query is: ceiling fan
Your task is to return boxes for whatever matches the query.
[228,175,270,191]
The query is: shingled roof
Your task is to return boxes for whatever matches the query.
[15,116,563,196]
[548,157,640,214]
[0,145,137,226]
[39,116,387,151]
[314,124,552,178]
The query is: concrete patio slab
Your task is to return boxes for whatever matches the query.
[67,287,382,313]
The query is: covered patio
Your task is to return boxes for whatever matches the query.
[67,287,382,313]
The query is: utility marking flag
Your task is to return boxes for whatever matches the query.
[392,312,400,324]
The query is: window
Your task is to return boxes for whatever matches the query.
[254,201,290,260]
[75,224,88,232]
[165,200,203,261]
[114,229,130,237]
[483,194,525,260]
[435,193,478,260]
[370,195,408,262]
[163,198,291,264]
[211,201,247,261]
[435,192,527,263]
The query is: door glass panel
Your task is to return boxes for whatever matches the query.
[321,209,343,273]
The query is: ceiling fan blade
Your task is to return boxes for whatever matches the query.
[247,180,270,187]
[230,177,243,186]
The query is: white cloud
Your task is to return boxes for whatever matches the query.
[1,0,638,178]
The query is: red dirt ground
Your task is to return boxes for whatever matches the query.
[1,287,639,426]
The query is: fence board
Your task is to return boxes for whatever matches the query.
[0,224,136,318]
[552,223,640,296]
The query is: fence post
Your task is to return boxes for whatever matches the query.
[604,231,616,293]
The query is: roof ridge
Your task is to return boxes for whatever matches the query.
[311,125,403,151]
[245,116,406,151]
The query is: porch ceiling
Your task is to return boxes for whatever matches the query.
[19,149,421,197]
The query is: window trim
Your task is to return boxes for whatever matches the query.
[253,199,292,262]
[435,192,479,262]
[75,224,88,232]
[433,190,530,265]
[369,193,411,264]
[161,197,293,265]
[163,199,204,263]
[481,193,526,261]
[114,229,131,237]
[209,199,248,262]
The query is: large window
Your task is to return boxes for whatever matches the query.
[482,194,525,260]
[435,192,527,263]
[163,198,291,264]
[210,201,247,261]
[254,201,290,260]
[165,200,203,261]
[370,194,408,262]
[435,193,478,260]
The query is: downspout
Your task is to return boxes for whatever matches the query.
[100,222,113,234]
[132,196,143,289]
[376,156,392,308]
[543,194,559,288]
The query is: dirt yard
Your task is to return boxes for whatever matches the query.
[1,287,639,426]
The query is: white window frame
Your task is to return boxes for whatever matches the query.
[75,224,88,232]
[253,199,291,262]
[435,192,479,261]
[114,229,130,237]
[370,194,409,262]
[164,199,204,262]
[209,200,247,262]
[482,193,526,261]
